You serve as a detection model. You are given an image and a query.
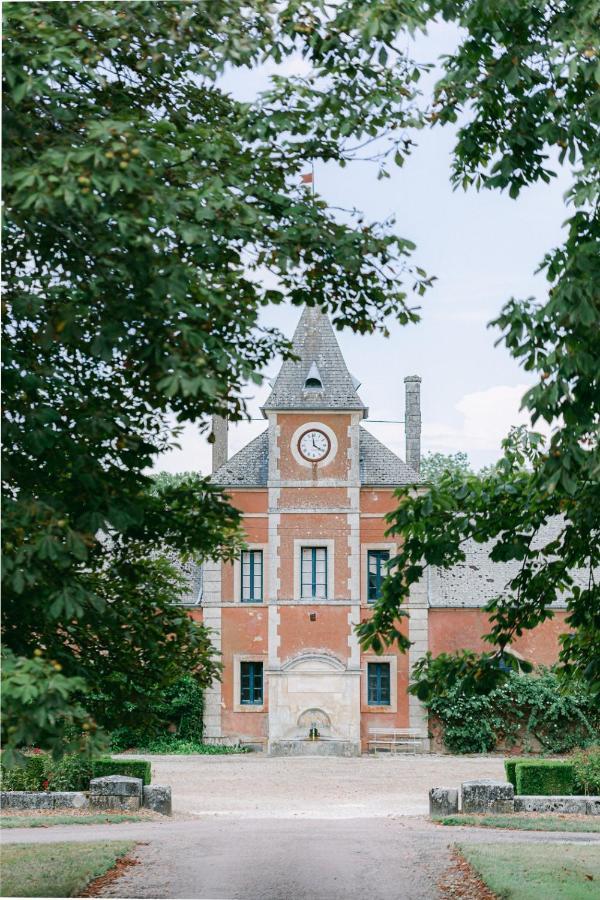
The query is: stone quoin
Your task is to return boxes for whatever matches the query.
[179,307,573,754]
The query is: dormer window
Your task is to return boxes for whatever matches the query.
[303,362,323,392]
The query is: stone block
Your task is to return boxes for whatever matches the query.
[0,791,88,810]
[50,792,89,809]
[143,784,172,816]
[429,787,459,817]
[586,797,600,816]
[90,775,142,811]
[461,780,514,814]
[514,795,587,814]
[1,791,54,810]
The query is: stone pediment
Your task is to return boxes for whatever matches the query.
[280,651,346,673]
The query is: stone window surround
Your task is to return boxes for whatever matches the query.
[361,654,398,713]
[361,542,396,605]
[293,538,335,601]
[233,543,269,603]
[233,654,266,713]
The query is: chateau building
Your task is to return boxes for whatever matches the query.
[187,306,569,754]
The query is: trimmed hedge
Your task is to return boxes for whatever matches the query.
[504,758,529,790]
[91,758,151,785]
[515,760,575,796]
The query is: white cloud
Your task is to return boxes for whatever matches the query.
[262,54,312,78]
[423,383,546,455]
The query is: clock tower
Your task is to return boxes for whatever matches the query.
[260,306,367,753]
[207,305,425,754]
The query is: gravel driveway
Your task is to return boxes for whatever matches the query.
[128,752,507,818]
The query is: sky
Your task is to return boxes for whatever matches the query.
[155,20,569,476]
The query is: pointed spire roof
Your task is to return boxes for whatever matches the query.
[262,306,367,416]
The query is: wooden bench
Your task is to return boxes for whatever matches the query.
[368,727,425,754]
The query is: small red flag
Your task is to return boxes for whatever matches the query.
[301,172,313,184]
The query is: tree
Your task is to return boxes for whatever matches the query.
[420,451,472,484]
[358,1,599,696]
[2,1,433,755]
[4,1,597,761]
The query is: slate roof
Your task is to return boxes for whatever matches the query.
[211,430,269,486]
[262,306,367,414]
[211,426,420,487]
[358,428,422,485]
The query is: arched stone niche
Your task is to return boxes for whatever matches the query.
[297,707,332,736]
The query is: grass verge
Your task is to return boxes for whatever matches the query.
[457,842,600,900]
[119,739,249,754]
[0,841,134,898]
[1,814,144,829]
[435,813,600,833]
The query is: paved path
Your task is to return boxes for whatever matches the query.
[3,817,598,899]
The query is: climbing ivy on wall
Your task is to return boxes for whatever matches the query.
[426,669,600,755]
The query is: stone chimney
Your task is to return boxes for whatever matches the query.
[404,376,421,474]
[211,414,228,473]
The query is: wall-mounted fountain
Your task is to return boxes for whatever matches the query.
[267,652,361,757]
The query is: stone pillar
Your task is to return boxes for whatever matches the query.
[429,788,459,817]
[89,776,142,811]
[211,414,228,473]
[461,780,515,814]
[404,376,421,474]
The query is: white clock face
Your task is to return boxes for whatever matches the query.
[298,429,330,462]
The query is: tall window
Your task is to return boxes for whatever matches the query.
[367,662,391,705]
[367,550,390,602]
[240,661,263,705]
[301,547,327,599]
[241,550,263,602]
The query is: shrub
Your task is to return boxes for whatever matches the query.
[515,760,575,796]
[428,692,497,754]
[571,745,600,795]
[504,758,530,790]
[47,753,93,791]
[109,675,204,752]
[137,736,249,754]
[427,668,599,755]
[91,758,151,785]
[0,751,50,791]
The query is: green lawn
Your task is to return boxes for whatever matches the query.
[0,813,144,829]
[0,841,134,897]
[436,813,600,833]
[458,842,600,900]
